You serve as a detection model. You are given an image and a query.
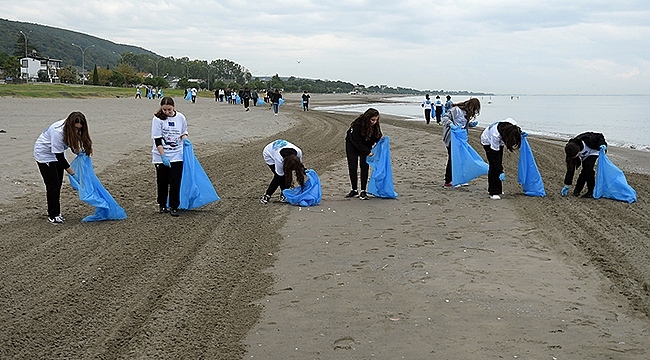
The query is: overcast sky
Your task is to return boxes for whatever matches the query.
[5,0,650,95]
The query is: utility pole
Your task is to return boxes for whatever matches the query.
[71,43,94,85]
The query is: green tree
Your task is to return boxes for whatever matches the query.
[37,69,49,82]
[115,63,142,86]
[270,74,284,90]
[92,64,99,85]
[0,52,20,79]
[13,35,39,58]
[57,65,77,84]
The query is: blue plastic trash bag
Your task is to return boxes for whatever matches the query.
[450,127,488,186]
[235,95,241,104]
[517,134,546,197]
[68,153,127,222]
[257,97,265,106]
[282,169,322,206]
[179,141,220,209]
[366,136,398,198]
[279,98,285,106]
[184,91,192,101]
[594,148,637,203]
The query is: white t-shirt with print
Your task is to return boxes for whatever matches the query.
[34,119,67,163]
[262,139,302,176]
[151,111,188,163]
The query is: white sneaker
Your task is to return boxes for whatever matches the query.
[48,215,65,224]
[490,195,501,200]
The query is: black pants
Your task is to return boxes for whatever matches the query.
[435,107,443,123]
[252,97,258,106]
[37,161,64,218]
[483,145,504,195]
[265,164,287,196]
[424,109,431,124]
[346,140,370,191]
[156,161,183,209]
[575,155,597,195]
[243,98,250,108]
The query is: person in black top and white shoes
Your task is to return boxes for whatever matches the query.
[345,108,383,200]
[34,111,92,224]
[561,132,607,198]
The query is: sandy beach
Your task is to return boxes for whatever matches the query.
[1,93,649,359]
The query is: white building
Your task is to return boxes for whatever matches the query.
[20,56,62,83]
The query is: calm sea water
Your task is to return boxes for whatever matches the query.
[315,95,650,151]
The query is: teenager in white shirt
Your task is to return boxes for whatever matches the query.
[260,139,305,204]
[34,112,92,224]
[152,97,189,216]
[480,118,522,199]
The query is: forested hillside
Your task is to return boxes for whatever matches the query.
[0,18,157,69]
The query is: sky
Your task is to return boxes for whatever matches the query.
[4,0,650,95]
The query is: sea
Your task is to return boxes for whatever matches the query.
[314,95,650,151]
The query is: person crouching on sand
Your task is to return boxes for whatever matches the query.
[260,139,305,204]
[345,108,383,200]
[561,132,607,198]
[480,118,522,200]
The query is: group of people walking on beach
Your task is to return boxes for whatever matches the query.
[33,94,609,224]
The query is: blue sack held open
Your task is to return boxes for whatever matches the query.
[179,141,220,210]
[594,148,637,203]
[450,127,488,186]
[282,169,322,206]
[517,134,546,197]
[366,136,398,198]
[68,153,127,222]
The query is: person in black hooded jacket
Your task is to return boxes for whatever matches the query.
[344,108,383,200]
[562,132,607,198]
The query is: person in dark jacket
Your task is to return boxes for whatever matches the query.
[242,87,252,111]
[345,108,383,200]
[270,89,283,115]
[562,132,607,198]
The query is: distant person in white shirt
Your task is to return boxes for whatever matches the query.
[421,94,433,124]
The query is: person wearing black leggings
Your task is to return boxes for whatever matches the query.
[345,108,383,200]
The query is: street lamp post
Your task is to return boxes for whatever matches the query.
[19,31,28,59]
[71,43,94,85]
[203,65,211,91]
[154,57,165,77]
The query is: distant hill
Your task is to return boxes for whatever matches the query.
[0,18,159,69]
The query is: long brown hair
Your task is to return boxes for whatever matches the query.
[455,98,481,120]
[498,122,522,151]
[282,153,306,188]
[154,96,175,120]
[63,111,93,156]
[350,108,382,139]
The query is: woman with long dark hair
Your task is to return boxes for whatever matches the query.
[345,108,383,200]
[480,119,522,199]
[34,111,92,224]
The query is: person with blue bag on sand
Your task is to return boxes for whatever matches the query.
[441,98,481,188]
[152,97,188,217]
[561,132,607,198]
[34,111,91,224]
[480,118,523,200]
[345,108,383,200]
[260,139,304,204]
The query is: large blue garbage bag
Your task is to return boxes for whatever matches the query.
[517,134,546,196]
[179,141,220,209]
[68,153,127,222]
[257,98,265,106]
[235,95,241,104]
[366,136,398,198]
[279,98,285,106]
[282,169,322,206]
[450,127,488,186]
[184,91,192,101]
[594,147,637,203]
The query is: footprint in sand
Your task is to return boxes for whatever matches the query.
[333,336,356,350]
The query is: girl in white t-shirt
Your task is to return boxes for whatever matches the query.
[151,97,189,216]
[33,111,92,224]
[480,118,522,199]
[260,139,306,204]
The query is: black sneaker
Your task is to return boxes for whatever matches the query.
[581,192,594,199]
[359,191,369,200]
[260,194,271,204]
[345,189,359,198]
[170,208,180,217]
[159,205,169,213]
